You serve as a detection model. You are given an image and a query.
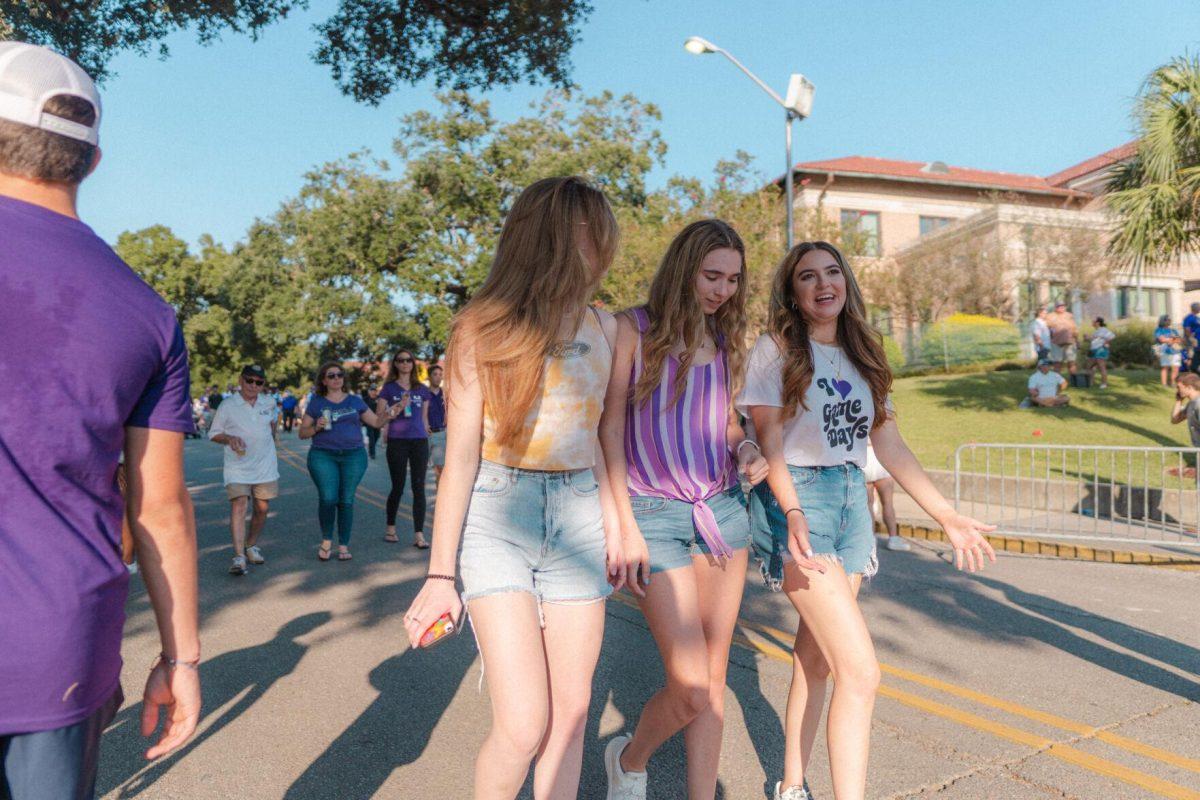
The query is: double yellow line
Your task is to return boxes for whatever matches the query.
[610,592,1199,799]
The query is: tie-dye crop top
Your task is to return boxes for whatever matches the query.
[481,308,611,470]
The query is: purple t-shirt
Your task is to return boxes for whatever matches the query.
[0,195,194,735]
[428,388,446,431]
[306,393,369,450]
[380,382,432,439]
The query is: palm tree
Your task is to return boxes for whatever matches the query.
[1106,55,1200,310]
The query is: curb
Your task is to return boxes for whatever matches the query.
[893,523,1200,571]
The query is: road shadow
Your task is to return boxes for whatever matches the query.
[100,612,332,798]
[878,549,1200,702]
[282,631,475,800]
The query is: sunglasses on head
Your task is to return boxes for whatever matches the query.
[325,371,345,379]
[243,377,265,386]
[394,357,413,364]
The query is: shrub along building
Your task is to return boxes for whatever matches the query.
[785,145,1194,365]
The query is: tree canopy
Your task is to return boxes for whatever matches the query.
[1106,54,1200,269]
[2,0,592,103]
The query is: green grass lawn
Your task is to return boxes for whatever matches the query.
[892,368,1191,480]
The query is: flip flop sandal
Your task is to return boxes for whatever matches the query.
[384,533,400,543]
[338,549,353,561]
[414,539,430,550]
[317,544,332,561]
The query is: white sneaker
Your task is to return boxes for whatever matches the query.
[886,535,911,551]
[229,556,248,576]
[774,780,813,800]
[246,545,265,565]
[604,735,646,800]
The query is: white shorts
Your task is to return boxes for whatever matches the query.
[863,449,891,484]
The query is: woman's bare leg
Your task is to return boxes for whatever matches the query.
[534,600,607,799]
[684,548,749,798]
[782,566,876,799]
[876,479,898,538]
[622,568,711,774]
[468,593,550,800]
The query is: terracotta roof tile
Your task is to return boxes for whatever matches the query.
[790,155,1080,196]
[1044,141,1137,187]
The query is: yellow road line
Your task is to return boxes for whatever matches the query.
[735,614,1200,775]
[608,592,1200,799]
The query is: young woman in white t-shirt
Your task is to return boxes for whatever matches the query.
[738,241,996,800]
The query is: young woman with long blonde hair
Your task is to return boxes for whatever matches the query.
[739,241,995,800]
[598,219,768,798]
[402,176,627,799]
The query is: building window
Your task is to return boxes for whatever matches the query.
[1116,287,1170,320]
[840,209,881,256]
[919,216,953,236]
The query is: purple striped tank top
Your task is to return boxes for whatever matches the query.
[623,307,738,558]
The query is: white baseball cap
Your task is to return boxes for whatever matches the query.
[0,41,101,145]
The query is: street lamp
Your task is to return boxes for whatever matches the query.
[685,36,814,250]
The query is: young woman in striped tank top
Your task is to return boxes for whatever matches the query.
[402,177,627,800]
[599,220,769,799]
[740,241,996,800]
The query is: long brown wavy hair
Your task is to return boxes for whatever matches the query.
[767,241,892,428]
[314,361,344,397]
[632,219,748,408]
[448,176,619,446]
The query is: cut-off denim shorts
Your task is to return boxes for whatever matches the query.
[750,463,878,591]
[629,485,750,573]
[459,460,612,620]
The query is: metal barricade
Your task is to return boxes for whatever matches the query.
[953,444,1200,547]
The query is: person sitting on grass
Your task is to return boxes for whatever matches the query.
[1027,359,1069,407]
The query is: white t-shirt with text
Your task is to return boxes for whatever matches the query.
[1027,370,1065,399]
[208,393,280,485]
[737,334,879,468]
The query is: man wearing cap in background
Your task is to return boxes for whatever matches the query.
[0,42,200,796]
[1046,300,1079,378]
[1026,359,1071,407]
[208,365,280,576]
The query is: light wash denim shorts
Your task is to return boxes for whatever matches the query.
[629,485,750,573]
[750,463,878,590]
[459,460,612,610]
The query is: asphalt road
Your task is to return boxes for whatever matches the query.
[97,434,1200,799]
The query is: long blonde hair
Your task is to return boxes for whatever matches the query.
[767,241,892,428]
[449,176,619,446]
[633,219,748,408]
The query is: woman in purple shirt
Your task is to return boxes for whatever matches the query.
[299,361,391,561]
[599,220,769,797]
[380,350,434,548]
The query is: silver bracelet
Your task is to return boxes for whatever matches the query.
[156,652,200,671]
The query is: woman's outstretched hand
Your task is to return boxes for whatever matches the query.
[939,512,997,572]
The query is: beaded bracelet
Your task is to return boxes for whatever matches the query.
[426,573,456,582]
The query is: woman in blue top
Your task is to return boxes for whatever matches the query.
[299,361,392,561]
[1155,315,1183,387]
[380,350,435,548]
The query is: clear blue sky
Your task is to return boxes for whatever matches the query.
[79,0,1199,246]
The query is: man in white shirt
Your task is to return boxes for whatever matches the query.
[208,365,280,575]
[1027,360,1070,407]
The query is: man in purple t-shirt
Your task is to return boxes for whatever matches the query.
[0,43,201,799]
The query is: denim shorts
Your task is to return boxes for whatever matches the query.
[630,485,750,573]
[750,463,878,590]
[459,461,612,613]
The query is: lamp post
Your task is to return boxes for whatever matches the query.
[685,36,814,250]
